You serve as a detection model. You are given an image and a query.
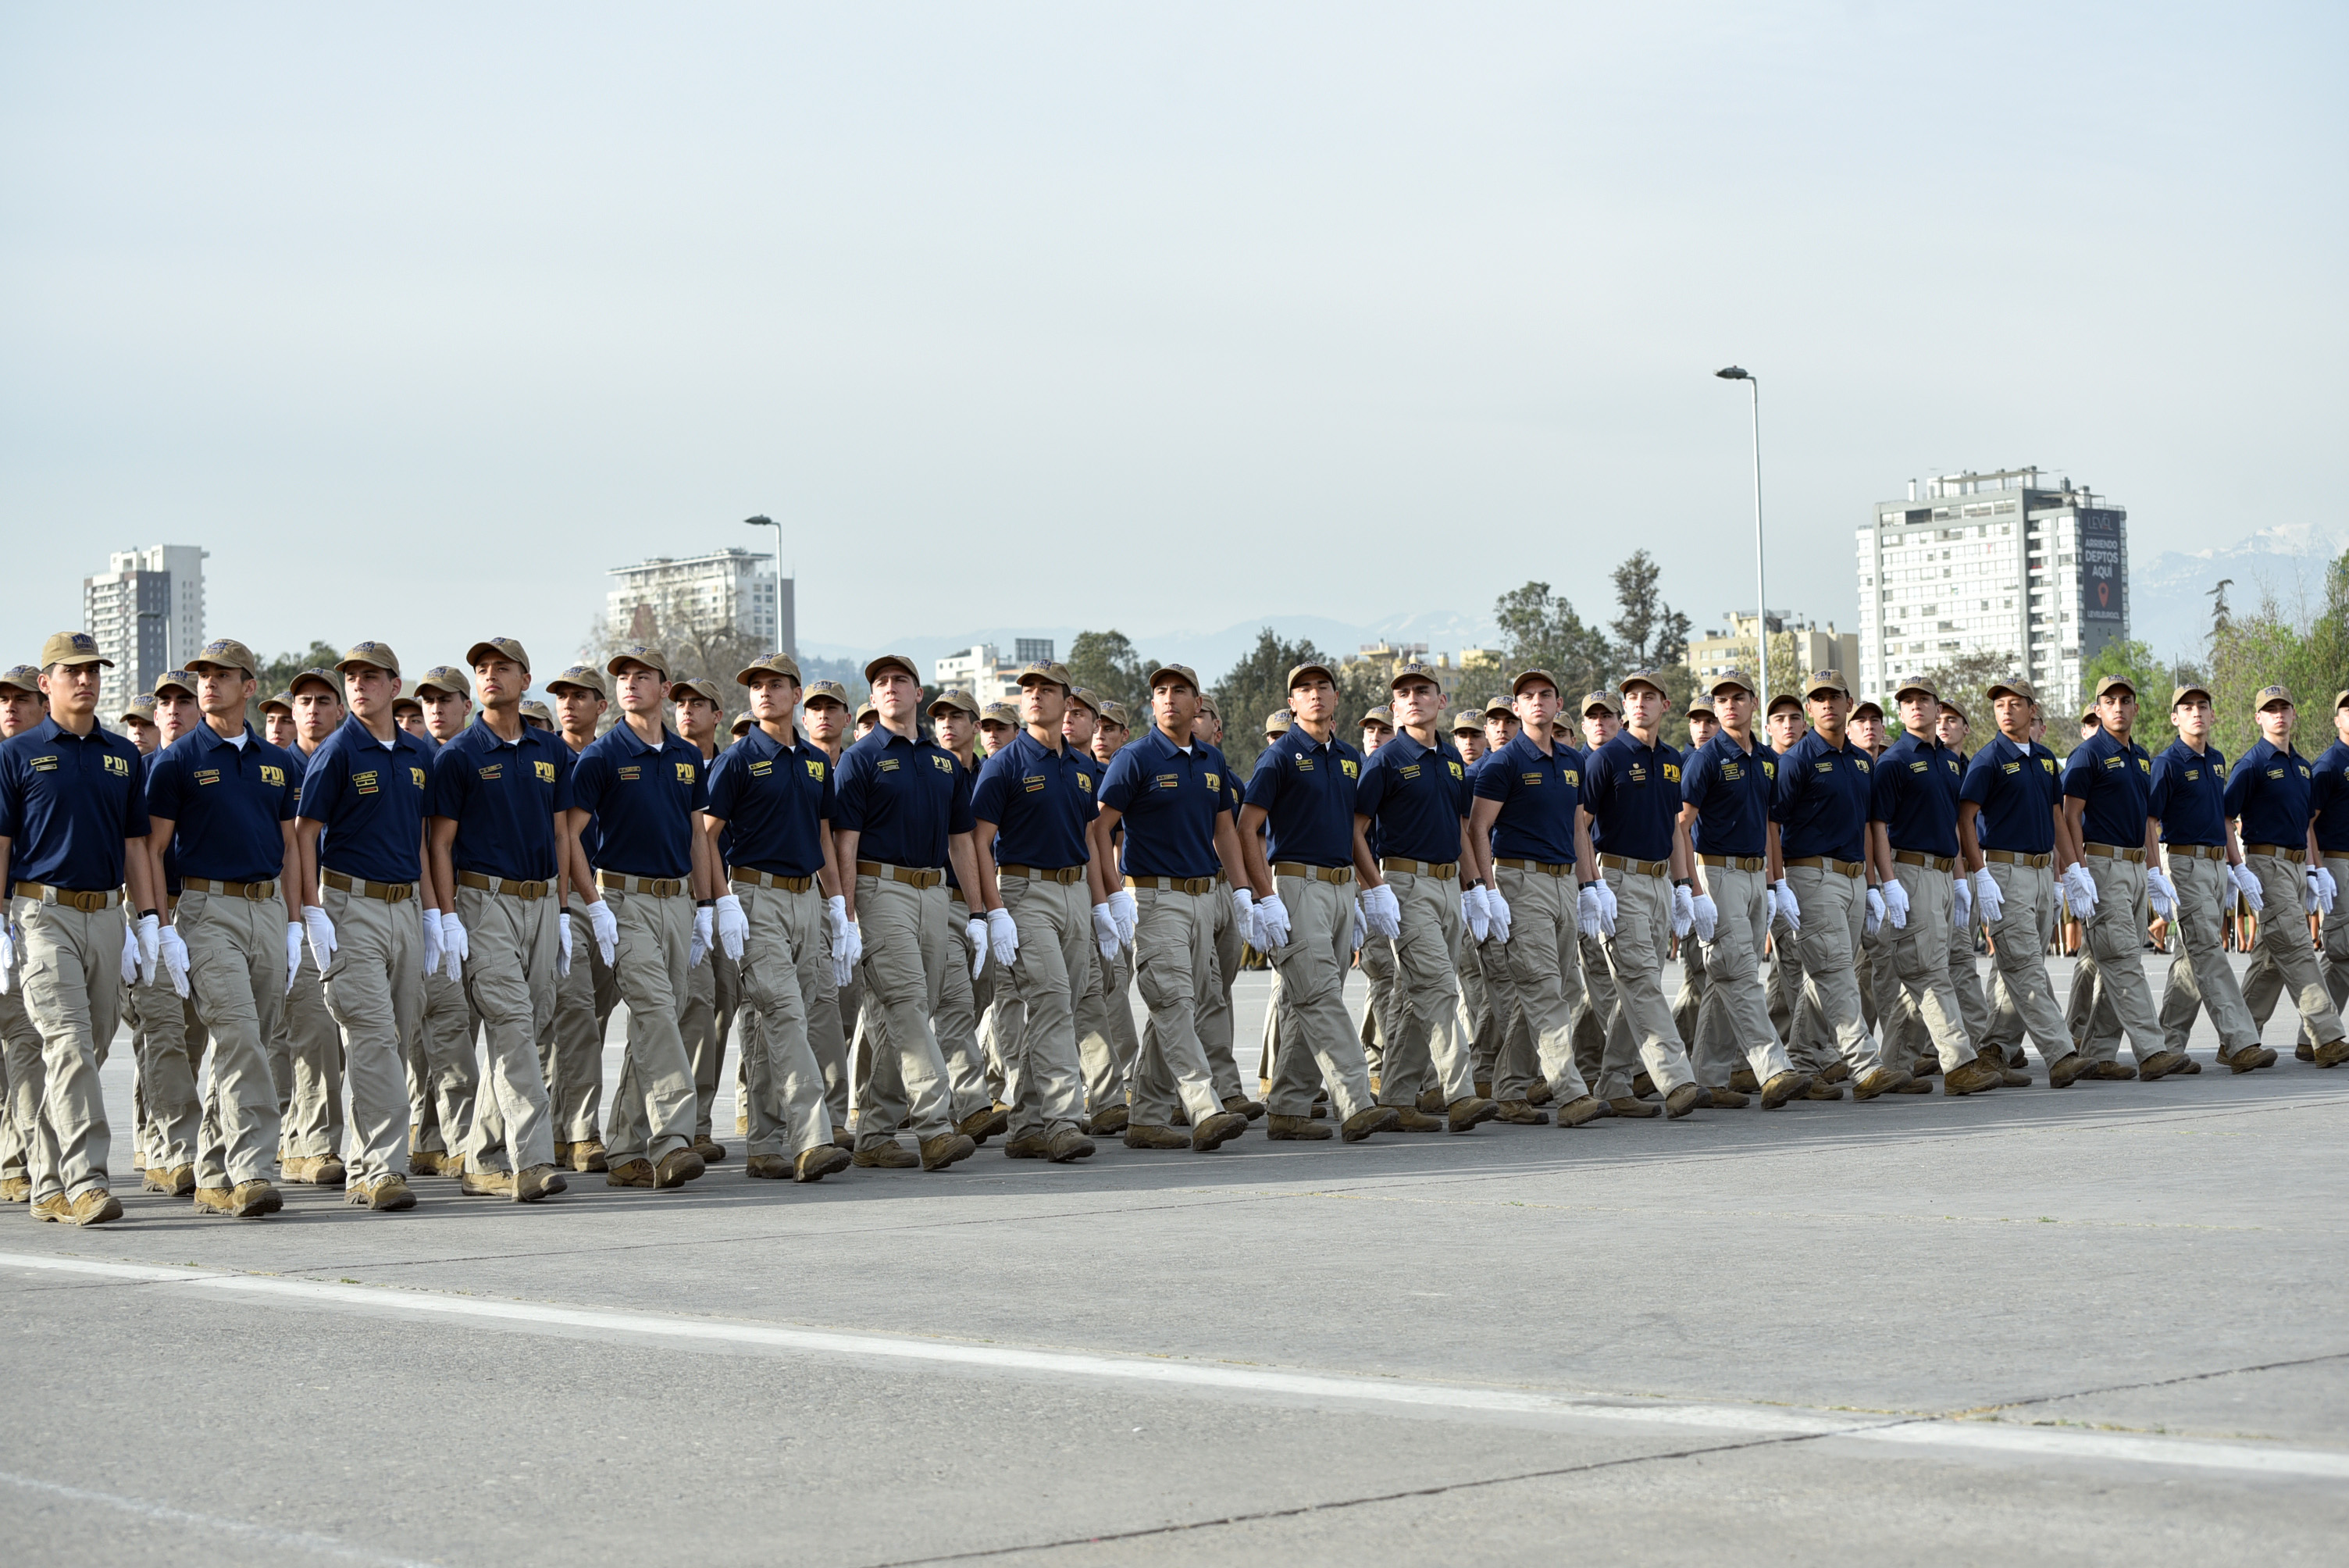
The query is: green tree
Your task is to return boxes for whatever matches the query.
[1609,550,1693,671]
[256,640,343,697]
[1067,629,1153,722]
[1212,628,1331,776]
[1912,648,2022,748]
[2206,551,2349,759]
[1492,581,1612,704]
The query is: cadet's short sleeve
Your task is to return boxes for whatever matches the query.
[119,757,151,841]
[688,750,709,813]
[551,741,577,814]
[1579,744,1616,815]
[1680,743,1714,808]
[1242,745,1285,811]
[1769,746,1803,824]
[1868,753,1899,823]
[969,750,1014,825]
[1471,750,1512,804]
[2146,755,2177,822]
[2221,754,2254,818]
[949,756,976,835]
[0,753,21,840]
[1097,747,1144,815]
[2062,750,2096,802]
[565,747,609,819]
[832,750,870,834]
[425,743,470,821]
[818,757,836,821]
[146,750,188,824]
[1352,753,1389,819]
[1449,752,1472,817]
[704,750,741,823]
[295,745,343,822]
[1959,750,2000,808]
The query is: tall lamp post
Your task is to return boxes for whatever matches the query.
[743,514,782,649]
[1714,367,1768,705]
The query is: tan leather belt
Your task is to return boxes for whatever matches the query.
[1127,874,1215,895]
[2243,843,2297,861]
[177,877,276,901]
[1784,856,1865,878]
[856,860,943,889]
[10,882,121,911]
[1379,857,1458,879]
[2168,844,2228,862]
[1271,861,1353,885]
[1983,850,2053,868]
[1493,857,1570,875]
[2083,843,2148,864]
[322,869,415,903]
[1698,854,1766,873]
[1893,850,1957,872]
[470,871,554,899]
[1000,864,1086,885]
[733,868,814,893]
[1214,871,1231,887]
[1598,853,1669,878]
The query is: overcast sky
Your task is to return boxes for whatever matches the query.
[5,3,2342,681]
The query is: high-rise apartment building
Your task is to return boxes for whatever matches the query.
[605,547,792,654]
[83,545,207,715]
[1857,469,2126,708]
[935,640,1056,701]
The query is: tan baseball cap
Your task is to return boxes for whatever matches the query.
[187,638,259,678]
[0,664,43,696]
[1066,686,1101,716]
[1893,677,1939,702]
[2092,673,2139,700]
[1766,692,1804,716]
[2255,683,2294,710]
[466,636,533,672]
[1852,699,1885,722]
[929,687,981,718]
[258,690,294,715]
[854,699,879,724]
[1388,659,1445,692]
[1937,698,1969,722]
[1264,709,1293,736]
[735,651,802,686]
[39,631,111,668]
[604,643,666,680]
[2167,682,2211,708]
[544,664,603,699]
[1483,695,1514,719]
[1686,695,1716,719]
[804,679,850,710]
[1709,669,1756,698]
[1618,668,1669,698]
[334,640,401,676]
[672,678,724,707]
[519,699,554,725]
[121,694,158,722]
[153,669,197,699]
[1450,708,1484,734]
[1285,660,1338,690]
[1096,700,1132,729]
[730,711,755,736]
[1579,690,1623,718]
[1017,661,1075,690]
[861,653,919,685]
[1510,668,1561,697]
[1360,705,1394,729]
[414,665,472,700]
[980,702,1020,728]
[1803,668,1849,699]
[391,683,423,713]
[1987,676,2038,704]
[1147,662,1201,693]
[287,667,340,699]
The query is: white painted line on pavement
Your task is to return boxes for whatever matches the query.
[0,1467,444,1567]
[9,1252,2345,1482]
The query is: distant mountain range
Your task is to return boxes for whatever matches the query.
[2133,524,2344,663]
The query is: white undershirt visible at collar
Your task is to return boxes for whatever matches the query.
[223,732,249,750]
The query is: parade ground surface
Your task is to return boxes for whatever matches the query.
[5,950,2344,1566]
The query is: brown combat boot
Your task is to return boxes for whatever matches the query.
[1759,1071,1811,1109]
[514,1165,568,1203]
[1122,1124,1191,1150]
[1444,1097,1499,1133]
[347,1174,417,1211]
[691,1136,728,1164]
[1415,1089,1446,1114]
[1728,1067,1762,1093]
[2087,1060,2138,1081]
[922,1132,981,1170]
[1265,1114,1334,1141]
[461,1167,516,1197]
[1040,1129,1093,1165]
[1852,1067,1911,1100]
[143,1164,197,1196]
[1221,1094,1267,1122]
[1390,1107,1447,1132]
[1944,1060,2004,1096]
[66,1188,123,1227]
[654,1148,707,1187]
[852,1141,918,1169]
[957,1105,1011,1143]
[1088,1106,1131,1136]
[795,1146,853,1182]
[1555,1095,1606,1128]
[1663,1082,1707,1118]
[1002,1134,1050,1159]
[1491,1099,1549,1125]
[605,1158,657,1187]
[743,1154,792,1179]
[1192,1110,1249,1152]
[1704,1085,1752,1108]
[1608,1096,1662,1118]
[1341,1107,1402,1142]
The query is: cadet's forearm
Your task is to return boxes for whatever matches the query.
[1957,802,1984,875]
[834,829,861,921]
[280,822,301,923]
[293,819,323,906]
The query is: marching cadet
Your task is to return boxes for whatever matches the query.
[1771,670,1908,1099]
[261,690,299,750]
[121,695,159,754]
[1677,670,1810,1108]
[729,712,754,742]
[1579,671,1706,1118]
[671,676,732,1161]
[1465,668,1604,1128]
[146,637,301,1217]
[925,686,1006,1139]
[2226,685,2349,1066]
[1349,661,1499,1133]
[1931,700,1996,1056]
[831,654,980,1171]
[2145,682,2271,1072]
[393,685,430,743]
[1685,696,1718,753]
[854,700,879,742]
[1093,698,1134,765]
[802,679,857,1133]
[1670,691,1718,1060]
[1761,693,1832,1086]
[978,702,1018,755]
[1449,707,1506,1092]
[1183,695,1262,1119]
[2057,675,2190,1078]
[1845,697,1899,1046]
[1483,694,1517,755]
[543,663,615,1168]
[0,635,155,1225]
[116,691,159,1167]
[1360,704,1393,754]
[700,651,856,1182]
[567,643,711,1189]
[408,665,482,1176]
[1064,688,1138,1133]
[429,636,597,1200]
[520,700,554,733]
[2306,691,2349,1033]
[291,640,441,1210]
[130,672,206,1186]
[1,665,52,1206]
[1568,691,1625,1098]
[1239,661,1398,1142]
[1096,662,1254,1151]
[1866,680,2009,1096]
[1353,702,1399,1085]
[278,666,348,1183]
[969,661,1107,1162]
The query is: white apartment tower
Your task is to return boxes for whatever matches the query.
[1857,469,2126,709]
[83,545,208,716]
[605,547,792,654]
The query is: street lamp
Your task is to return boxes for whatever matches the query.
[743,515,782,649]
[1715,367,1769,707]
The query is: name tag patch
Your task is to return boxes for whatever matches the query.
[615,764,638,781]
[353,769,380,796]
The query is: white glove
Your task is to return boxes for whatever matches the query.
[303,904,337,971]
[966,914,989,978]
[1970,866,2004,925]
[1485,886,1512,943]
[1952,876,1971,928]
[1461,885,1490,942]
[284,921,305,992]
[558,911,573,977]
[1771,878,1802,932]
[2230,861,2264,912]
[587,898,618,964]
[1107,887,1138,949]
[2308,867,2336,916]
[1362,882,1401,939]
[1350,896,1366,953]
[1690,891,1718,942]
[714,893,747,961]
[1881,878,1911,930]
[1593,877,1618,935]
[827,893,850,952]
[834,918,863,988]
[2064,863,2101,919]
[120,925,139,985]
[442,911,471,982]
[1092,901,1121,962]
[421,907,444,977]
[1670,882,1695,938]
[2147,868,2178,921]
[1577,882,1606,939]
[1864,888,1884,939]
[1254,893,1292,949]
[987,907,1018,971]
[690,904,714,968]
[158,924,191,997]
[1230,886,1254,937]
[0,922,13,995]
[136,911,159,983]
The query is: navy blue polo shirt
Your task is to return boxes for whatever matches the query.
[1960,734,2062,855]
[145,722,299,883]
[141,752,180,896]
[2225,738,2314,850]
[561,735,601,866]
[1581,730,1684,864]
[2063,728,2153,849]
[2310,739,2349,855]
[1472,731,1582,865]
[1243,725,1363,869]
[294,716,436,886]
[1353,730,1471,866]
[1100,726,1232,880]
[0,717,151,891]
[426,716,578,882]
[2148,740,2231,850]
[972,730,1098,870]
[1870,732,1965,858]
[571,721,708,882]
[1771,729,1873,864]
[704,725,833,879]
[834,726,975,871]
[1681,731,1775,858]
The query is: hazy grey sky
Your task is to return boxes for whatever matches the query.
[5,3,2342,679]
